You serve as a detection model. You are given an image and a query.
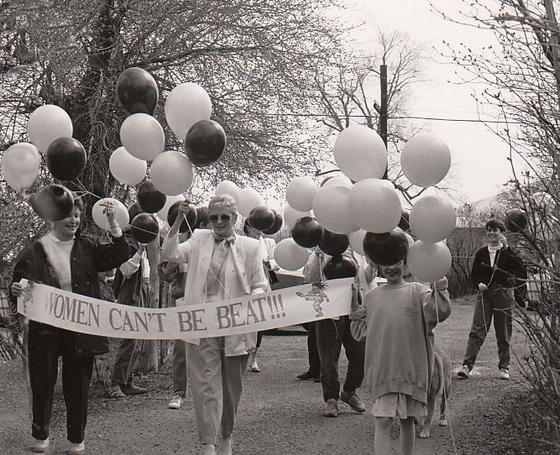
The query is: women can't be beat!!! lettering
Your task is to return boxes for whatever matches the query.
[19,278,353,340]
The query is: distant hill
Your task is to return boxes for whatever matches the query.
[472,195,500,213]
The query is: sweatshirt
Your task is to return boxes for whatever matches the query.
[350,280,451,404]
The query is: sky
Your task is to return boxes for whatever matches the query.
[339,0,524,205]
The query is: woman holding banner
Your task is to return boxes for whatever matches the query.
[10,196,128,454]
[162,194,268,455]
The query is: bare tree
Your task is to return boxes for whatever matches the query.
[311,31,429,204]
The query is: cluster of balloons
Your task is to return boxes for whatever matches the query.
[1,104,87,196]
[213,179,284,238]
[275,127,456,282]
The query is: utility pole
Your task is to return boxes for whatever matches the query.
[379,63,388,179]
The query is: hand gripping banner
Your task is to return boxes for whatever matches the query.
[17,278,353,340]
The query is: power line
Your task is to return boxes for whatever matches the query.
[256,111,523,124]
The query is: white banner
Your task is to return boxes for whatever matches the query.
[17,278,353,340]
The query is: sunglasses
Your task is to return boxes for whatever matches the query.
[208,214,231,223]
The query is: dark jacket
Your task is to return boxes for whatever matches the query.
[112,233,144,306]
[471,245,527,304]
[11,233,129,357]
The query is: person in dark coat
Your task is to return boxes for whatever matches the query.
[108,233,151,398]
[457,217,527,380]
[10,197,128,454]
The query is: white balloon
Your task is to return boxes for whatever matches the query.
[92,198,129,231]
[312,185,359,234]
[28,105,73,153]
[349,229,367,256]
[120,113,165,161]
[157,194,185,220]
[1,143,41,191]
[150,151,194,195]
[322,175,353,189]
[333,125,387,182]
[286,176,318,211]
[348,178,402,233]
[109,146,147,185]
[284,205,312,230]
[401,134,451,187]
[237,188,263,217]
[215,180,240,202]
[274,238,310,271]
[165,83,212,140]
[407,241,452,283]
[410,195,456,242]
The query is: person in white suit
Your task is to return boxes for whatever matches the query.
[162,195,268,455]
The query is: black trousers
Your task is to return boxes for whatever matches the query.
[316,316,364,402]
[307,322,321,376]
[27,322,93,443]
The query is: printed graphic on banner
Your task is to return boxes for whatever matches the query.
[17,278,353,340]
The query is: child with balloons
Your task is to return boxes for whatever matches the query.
[349,255,451,455]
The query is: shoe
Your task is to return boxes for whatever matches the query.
[67,441,85,454]
[168,394,183,409]
[217,435,232,455]
[31,437,50,453]
[202,443,216,455]
[457,365,471,379]
[249,362,261,373]
[499,368,510,380]
[340,390,366,413]
[121,383,148,395]
[323,398,338,417]
[297,371,318,380]
[108,384,126,398]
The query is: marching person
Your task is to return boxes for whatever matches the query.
[157,260,189,409]
[242,219,279,373]
[303,247,367,418]
[108,234,150,398]
[162,194,268,455]
[350,260,451,455]
[10,197,128,454]
[457,217,527,380]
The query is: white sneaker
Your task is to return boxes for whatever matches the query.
[168,394,183,409]
[457,365,471,378]
[32,437,50,453]
[67,441,85,454]
[499,368,510,380]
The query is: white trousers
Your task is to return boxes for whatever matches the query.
[187,337,249,444]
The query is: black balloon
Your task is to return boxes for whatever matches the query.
[505,208,528,233]
[262,209,283,235]
[194,206,209,229]
[46,138,87,181]
[130,213,159,244]
[168,200,197,233]
[363,230,409,266]
[117,67,159,115]
[29,184,74,222]
[184,120,226,167]
[398,210,410,232]
[319,230,349,256]
[323,255,358,280]
[137,181,166,214]
[248,206,275,231]
[292,216,323,248]
[128,202,143,221]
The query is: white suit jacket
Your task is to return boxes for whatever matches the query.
[162,229,268,356]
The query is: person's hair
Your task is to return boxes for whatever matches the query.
[68,192,84,212]
[208,194,238,215]
[243,218,251,234]
[485,217,505,231]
